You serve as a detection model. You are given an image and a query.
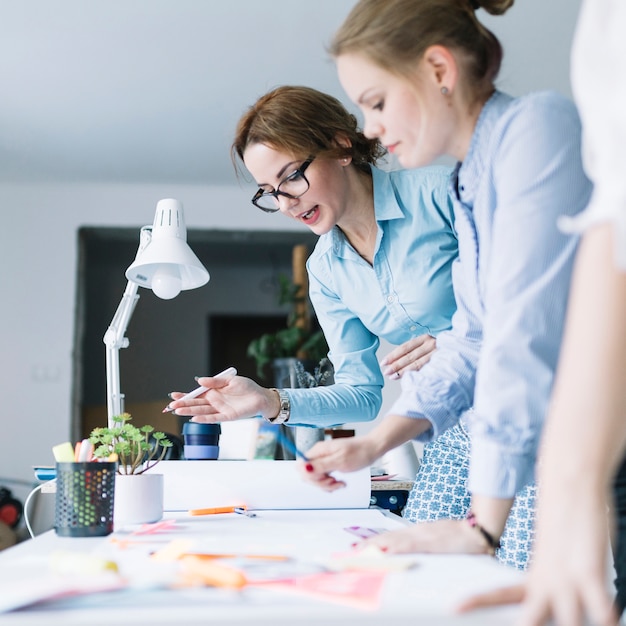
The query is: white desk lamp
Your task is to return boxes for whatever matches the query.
[103,198,209,428]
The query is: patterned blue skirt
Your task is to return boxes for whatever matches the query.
[401,421,536,570]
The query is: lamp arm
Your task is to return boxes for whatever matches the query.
[103,226,152,428]
[103,280,140,427]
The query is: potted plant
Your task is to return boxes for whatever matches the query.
[89,413,172,474]
[246,273,329,382]
[89,413,173,525]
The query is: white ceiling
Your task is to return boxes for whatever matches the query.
[0,0,357,185]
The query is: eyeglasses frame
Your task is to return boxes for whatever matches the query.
[251,157,315,213]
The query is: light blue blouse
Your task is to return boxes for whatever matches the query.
[389,91,593,498]
[286,165,458,427]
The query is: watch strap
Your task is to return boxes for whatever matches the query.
[266,388,290,424]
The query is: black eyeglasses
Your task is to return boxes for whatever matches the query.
[252,158,314,213]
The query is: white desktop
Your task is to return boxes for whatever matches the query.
[0,461,525,625]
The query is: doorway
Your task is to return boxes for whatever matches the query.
[72,227,318,441]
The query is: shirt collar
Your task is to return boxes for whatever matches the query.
[455,90,513,204]
[371,165,404,221]
[330,165,401,252]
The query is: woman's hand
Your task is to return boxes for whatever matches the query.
[301,436,381,491]
[356,519,494,555]
[380,334,436,379]
[456,585,526,613]
[456,491,618,626]
[166,375,279,423]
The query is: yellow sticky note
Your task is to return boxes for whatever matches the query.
[52,442,76,463]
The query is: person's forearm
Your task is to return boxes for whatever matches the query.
[469,494,515,541]
[364,413,432,460]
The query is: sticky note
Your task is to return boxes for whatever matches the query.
[52,442,76,463]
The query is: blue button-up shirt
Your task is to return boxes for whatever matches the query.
[287,165,458,427]
[389,91,593,498]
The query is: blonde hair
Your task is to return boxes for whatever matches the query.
[330,0,514,99]
[232,85,385,174]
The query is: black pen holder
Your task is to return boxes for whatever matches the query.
[54,462,116,537]
[182,422,220,460]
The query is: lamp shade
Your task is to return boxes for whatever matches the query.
[125,199,209,299]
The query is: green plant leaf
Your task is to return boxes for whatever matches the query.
[88,413,172,475]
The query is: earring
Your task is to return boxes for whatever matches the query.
[441,86,449,96]
[342,157,349,164]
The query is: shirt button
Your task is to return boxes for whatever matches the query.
[387,295,395,303]
[410,325,417,331]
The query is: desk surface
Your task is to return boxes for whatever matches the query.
[0,509,524,625]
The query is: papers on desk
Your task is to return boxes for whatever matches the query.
[0,510,408,615]
[153,460,371,511]
[0,509,526,623]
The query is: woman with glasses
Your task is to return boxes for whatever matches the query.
[169,84,458,428]
[169,84,538,569]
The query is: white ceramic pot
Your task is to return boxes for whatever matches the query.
[114,473,164,526]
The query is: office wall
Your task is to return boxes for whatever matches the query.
[0,0,583,505]
[0,183,300,502]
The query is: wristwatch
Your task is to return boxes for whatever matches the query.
[266,388,290,424]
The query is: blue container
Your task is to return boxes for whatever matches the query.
[182,422,221,460]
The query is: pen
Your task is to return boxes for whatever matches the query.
[163,366,237,413]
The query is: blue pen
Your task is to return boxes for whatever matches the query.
[276,430,310,462]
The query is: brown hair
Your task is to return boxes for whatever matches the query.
[232,85,386,174]
[330,0,514,99]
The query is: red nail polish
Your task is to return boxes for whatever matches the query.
[305,463,314,472]
[380,546,388,552]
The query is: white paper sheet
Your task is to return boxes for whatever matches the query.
[152,460,371,511]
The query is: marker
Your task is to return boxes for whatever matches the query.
[189,505,250,516]
[163,366,237,413]
[52,442,77,463]
[77,439,94,462]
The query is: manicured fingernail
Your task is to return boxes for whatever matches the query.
[351,542,358,548]
[194,376,200,382]
[380,546,388,552]
[305,463,314,472]
[167,392,173,399]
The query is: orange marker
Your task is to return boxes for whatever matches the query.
[189,505,248,516]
